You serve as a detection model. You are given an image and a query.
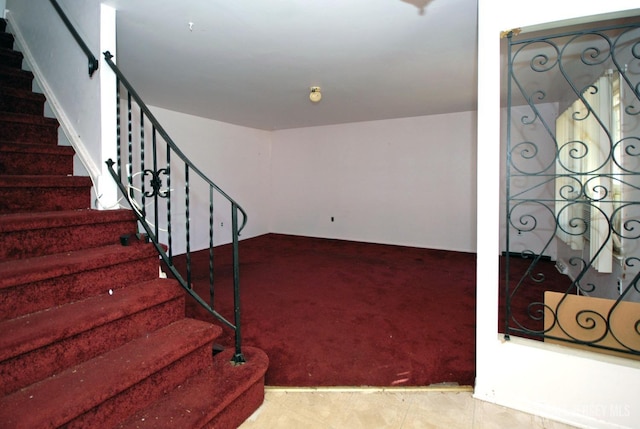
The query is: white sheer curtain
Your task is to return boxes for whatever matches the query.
[583,74,613,273]
[556,73,615,272]
[555,107,584,250]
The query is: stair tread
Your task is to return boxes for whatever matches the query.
[0,208,135,233]
[0,47,22,67]
[118,347,269,429]
[0,46,21,57]
[0,63,32,77]
[0,318,221,429]
[0,85,45,101]
[0,141,74,156]
[0,241,159,289]
[0,278,183,361]
[0,174,92,187]
[0,111,58,125]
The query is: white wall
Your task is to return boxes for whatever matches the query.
[149,106,272,253]
[477,2,640,429]
[123,106,477,254]
[270,112,478,252]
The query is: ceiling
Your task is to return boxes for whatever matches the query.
[102,0,478,130]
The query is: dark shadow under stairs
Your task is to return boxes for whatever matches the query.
[0,18,267,428]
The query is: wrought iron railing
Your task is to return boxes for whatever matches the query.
[103,52,248,363]
[504,22,640,358]
[46,0,247,363]
[48,0,98,76]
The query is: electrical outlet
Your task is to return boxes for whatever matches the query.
[617,278,623,295]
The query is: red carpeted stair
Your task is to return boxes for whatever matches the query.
[0,18,267,428]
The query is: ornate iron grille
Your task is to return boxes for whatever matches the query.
[504,22,640,359]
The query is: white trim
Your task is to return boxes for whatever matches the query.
[265,386,473,393]
[97,3,119,209]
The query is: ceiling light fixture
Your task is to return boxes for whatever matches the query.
[309,86,322,103]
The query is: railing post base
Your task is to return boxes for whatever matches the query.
[231,353,246,366]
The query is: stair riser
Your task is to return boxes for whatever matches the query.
[207,379,266,429]
[0,34,14,49]
[0,296,185,396]
[67,343,214,428]
[0,150,72,176]
[0,185,91,213]
[0,219,138,260]
[0,50,22,69]
[0,119,58,145]
[0,92,45,115]
[0,254,161,321]
[117,347,269,429]
[0,69,34,90]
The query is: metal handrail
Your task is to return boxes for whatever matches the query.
[45,0,248,363]
[48,0,98,76]
[103,51,248,363]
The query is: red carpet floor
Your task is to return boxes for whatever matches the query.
[180,234,477,387]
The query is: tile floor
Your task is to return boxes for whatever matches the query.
[239,387,579,429]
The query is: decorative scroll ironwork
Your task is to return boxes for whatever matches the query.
[505,22,640,359]
[142,168,169,198]
[103,52,248,364]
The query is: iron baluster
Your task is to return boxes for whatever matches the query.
[167,144,172,263]
[140,112,146,222]
[127,92,133,200]
[116,75,121,178]
[209,186,215,309]
[185,163,192,290]
[232,205,245,364]
[152,126,159,240]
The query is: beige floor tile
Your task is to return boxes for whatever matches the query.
[270,390,357,427]
[473,399,544,429]
[240,403,327,429]
[239,388,580,429]
[402,391,475,429]
[337,391,412,429]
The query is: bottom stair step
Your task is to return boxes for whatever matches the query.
[0,318,222,428]
[118,346,269,429]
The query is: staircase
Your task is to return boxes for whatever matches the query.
[0,18,267,428]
